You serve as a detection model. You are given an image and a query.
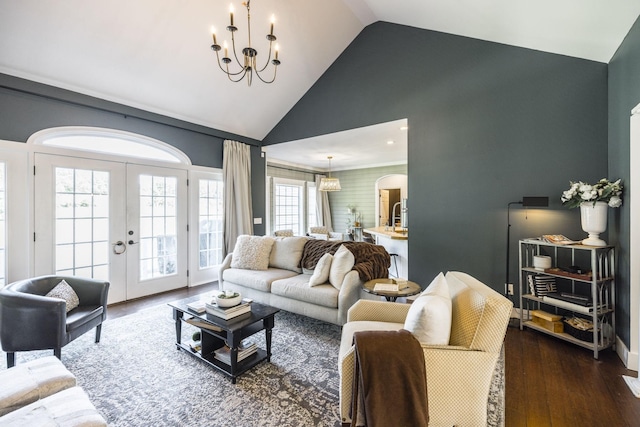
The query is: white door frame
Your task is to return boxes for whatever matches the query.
[627,105,640,371]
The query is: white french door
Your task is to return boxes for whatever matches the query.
[125,164,187,299]
[34,154,187,303]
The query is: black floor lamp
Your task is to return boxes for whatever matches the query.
[505,196,549,299]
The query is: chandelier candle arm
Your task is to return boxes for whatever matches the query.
[209,0,281,86]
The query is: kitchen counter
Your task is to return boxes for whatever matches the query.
[363,226,408,240]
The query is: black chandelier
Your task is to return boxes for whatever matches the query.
[210,0,281,86]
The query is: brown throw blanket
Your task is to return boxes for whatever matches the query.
[351,329,429,427]
[300,239,390,281]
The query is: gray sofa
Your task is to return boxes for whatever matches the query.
[219,236,390,325]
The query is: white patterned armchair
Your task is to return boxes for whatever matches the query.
[338,271,512,426]
[308,226,342,241]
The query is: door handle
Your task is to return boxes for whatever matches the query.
[113,241,127,255]
[128,240,139,245]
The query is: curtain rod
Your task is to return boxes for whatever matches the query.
[267,163,320,174]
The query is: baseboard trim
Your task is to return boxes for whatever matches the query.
[618,335,639,371]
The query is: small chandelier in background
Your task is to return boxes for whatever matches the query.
[319,156,341,192]
[210,0,281,86]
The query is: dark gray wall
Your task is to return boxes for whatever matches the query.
[608,16,640,348]
[264,22,608,314]
[0,73,267,235]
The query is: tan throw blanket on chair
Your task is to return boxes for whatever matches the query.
[351,329,429,427]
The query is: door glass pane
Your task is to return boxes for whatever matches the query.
[139,175,178,280]
[54,167,109,280]
[198,179,223,269]
[0,163,6,286]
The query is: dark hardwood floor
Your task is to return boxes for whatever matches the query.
[108,285,640,426]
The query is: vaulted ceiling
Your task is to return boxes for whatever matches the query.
[1,0,639,142]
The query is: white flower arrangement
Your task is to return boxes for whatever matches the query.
[561,178,623,209]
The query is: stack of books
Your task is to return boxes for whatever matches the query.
[205,300,251,320]
[214,340,257,364]
[527,275,557,297]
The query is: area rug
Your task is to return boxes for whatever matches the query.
[1,304,343,427]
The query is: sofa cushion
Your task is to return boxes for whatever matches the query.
[269,236,308,273]
[223,268,298,292]
[0,386,107,426]
[271,275,339,308]
[404,272,452,345]
[231,235,275,270]
[329,245,355,290]
[309,252,333,287]
[45,280,80,313]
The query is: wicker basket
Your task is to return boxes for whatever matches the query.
[563,317,596,342]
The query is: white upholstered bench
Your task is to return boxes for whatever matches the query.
[0,356,106,426]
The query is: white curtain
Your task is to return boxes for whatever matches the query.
[223,140,253,255]
[315,174,333,231]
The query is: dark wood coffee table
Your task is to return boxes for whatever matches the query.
[168,296,280,383]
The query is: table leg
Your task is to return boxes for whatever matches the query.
[228,331,240,384]
[264,315,275,362]
[173,309,183,348]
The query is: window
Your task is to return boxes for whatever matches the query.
[273,178,304,235]
[198,178,224,269]
[30,126,191,164]
[138,174,178,280]
[54,167,110,279]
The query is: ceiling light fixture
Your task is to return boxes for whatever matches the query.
[210,0,281,86]
[319,156,341,192]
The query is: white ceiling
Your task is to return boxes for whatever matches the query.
[263,118,408,171]
[1,0,638,160]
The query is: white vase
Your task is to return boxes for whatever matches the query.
[580,201,608,246]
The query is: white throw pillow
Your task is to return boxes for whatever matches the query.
[328,245,355,290]
[269,236,307,273]
[45,279,80,313]
[230,235,275,270]
[309,253,334,287]
[404,272,452,345]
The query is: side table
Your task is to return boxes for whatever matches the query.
[362,278,421,302]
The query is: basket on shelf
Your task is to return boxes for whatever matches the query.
[563,316,597,342]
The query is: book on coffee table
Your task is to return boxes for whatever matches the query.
[205,301,252,320]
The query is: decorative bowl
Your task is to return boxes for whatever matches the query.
[533,255,552,271]
[215,292,242,308]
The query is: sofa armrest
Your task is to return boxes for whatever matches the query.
[218,253,233,291]
[346,299,411,323]
[0,290,67,351]
[337,271,363,325]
